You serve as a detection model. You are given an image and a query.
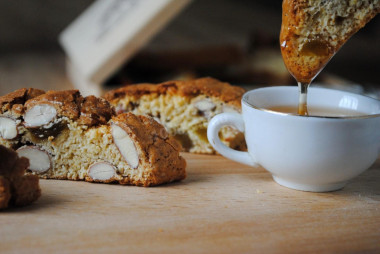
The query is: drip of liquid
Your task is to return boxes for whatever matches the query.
[298,82,309,115]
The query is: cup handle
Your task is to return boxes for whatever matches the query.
[207,113,258,167]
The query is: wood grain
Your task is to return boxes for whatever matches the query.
[0,153,379,253]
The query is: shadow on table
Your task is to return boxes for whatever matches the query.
[339,168,380,196]
[0,193,68,213]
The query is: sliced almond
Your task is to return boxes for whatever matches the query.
[111,124,139,169]
[17,146,51,173]
[88,162,116,181]
[24,104,57,128]
[0,117,18,139]
[194,99,216,112]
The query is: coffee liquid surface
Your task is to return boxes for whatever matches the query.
[267,105,366,117]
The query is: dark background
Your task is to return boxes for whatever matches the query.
[0,0,378,90]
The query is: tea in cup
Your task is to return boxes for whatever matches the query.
[207,86,380,192]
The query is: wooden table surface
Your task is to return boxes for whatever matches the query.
[0,53,379,253]
[1,153,379,254]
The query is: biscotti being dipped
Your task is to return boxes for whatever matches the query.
[104,77,246,154]
[0,89,186,186]
[280,0,380,83]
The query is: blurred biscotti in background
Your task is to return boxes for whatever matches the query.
[104,77,247,154]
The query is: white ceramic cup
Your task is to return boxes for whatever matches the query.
[207,86,380,192]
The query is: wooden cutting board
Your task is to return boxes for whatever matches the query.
[1,153,379,254]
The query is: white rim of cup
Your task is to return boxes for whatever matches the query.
[242,87,380,120]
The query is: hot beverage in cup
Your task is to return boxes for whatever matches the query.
[207,86,380,192]
[266,105,367,117]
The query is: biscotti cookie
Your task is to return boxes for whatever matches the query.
[0,89,186,186]
[0,144,41,209]
[104,77,246,154]
[280,0,380,83]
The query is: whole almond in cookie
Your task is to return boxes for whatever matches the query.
[0,116,18,140]
[17,146,52,173]
[87,162,117,183]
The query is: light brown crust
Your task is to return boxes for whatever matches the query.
[280,0,326,83]
[0,90,116,128]
[104,77,245,108]
[78,96,115,126]
[111,113,186,186]
[280,0,380,83]
[0,145,41,209]
[0,88,45,116]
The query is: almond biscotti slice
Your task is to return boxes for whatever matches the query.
[280,0,380,83]
[104,77,246,154]
[0,89,186,186]
[0,144,41,209]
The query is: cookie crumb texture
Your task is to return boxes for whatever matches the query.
[104,77,247,154]
[0,145,41,209]
[0,89,186,187]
